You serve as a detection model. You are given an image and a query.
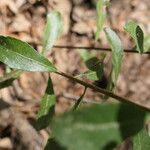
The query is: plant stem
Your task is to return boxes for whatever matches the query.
[28,41,150,54]
[72,87,87,111]
[62,92,100,104]
[53,45,150,54]
[55,71,150,111]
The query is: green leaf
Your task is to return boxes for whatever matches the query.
[78,50,104,81]
[104,28,123,91]
[124,21,144,53]
[95,0,107,41]
[144,35,150,52]
[133,128,150,150]
[51,102,146,150]
[0,70,22,89]
[37,76,56,130]
[43,10,63,53]
[0,36,56,72]
[76,70,102,81]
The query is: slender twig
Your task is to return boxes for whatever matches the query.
[29,40,150,54]
[53,45,150,54]
[72,87,87,111]
[55,71,150,111]
[62,92,101,104]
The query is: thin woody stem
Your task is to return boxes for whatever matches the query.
[55,71,150,111]
[53,45,150,54]
[28,41,150,54]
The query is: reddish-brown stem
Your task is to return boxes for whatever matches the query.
[55,71,150,112]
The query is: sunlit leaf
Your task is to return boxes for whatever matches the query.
[104,28,123,91]
[0,70,22,89]
[37,76,56,130]
[43,10,63,53]
[51,102,146,150]
[0,36,56,72]
[95,0,106,41]
[124,21,144,53]
[133,128,150,150]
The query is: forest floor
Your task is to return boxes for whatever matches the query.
[0,0,150,149]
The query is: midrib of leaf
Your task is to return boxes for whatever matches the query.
[43,95,55,115]
[76,71,97,78]
[0,46,56,71]
[138,133,142,150]
[10,50,51,69]
[84,71,96,76]
[72,122,119,131]
[71,118,141,131]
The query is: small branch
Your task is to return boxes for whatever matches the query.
[72,87,87,111]
[53,45,150,54]
[28,40,150,54]
[55,71,150,111]
[62,92,101,104]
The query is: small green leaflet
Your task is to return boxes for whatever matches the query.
[0,70,22,89]
[104,28,123,90]
[43,10,63,53]
[51,102,146,150]
[124,21,144,53]
[133,128,150,150]
[0,36,56,72]
[95,0,106,41]
[37,76,56,130]
[76,70,102,81]
[78,50,104,81]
